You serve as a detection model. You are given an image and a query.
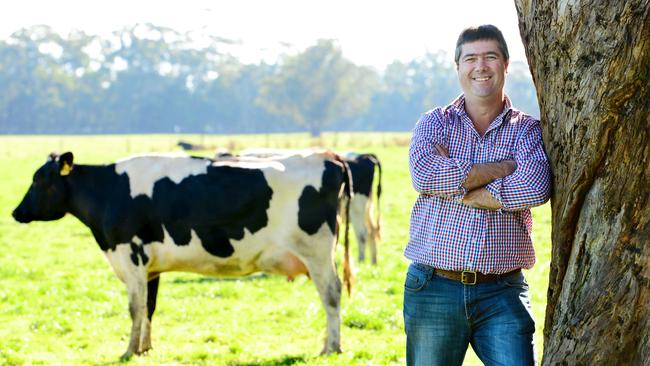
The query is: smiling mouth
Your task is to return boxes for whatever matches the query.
[473,76,491,81]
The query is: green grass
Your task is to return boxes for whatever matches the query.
[0,133,551,365]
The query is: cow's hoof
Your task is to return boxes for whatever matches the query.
[320,346,342,355]
[119,351,133,361]
[136,346,152,356]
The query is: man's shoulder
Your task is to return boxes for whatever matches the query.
[421,99,462,123]
[508,107,540,128]
[421,106,445,120]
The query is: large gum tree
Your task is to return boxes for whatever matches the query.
[514,1,650,364]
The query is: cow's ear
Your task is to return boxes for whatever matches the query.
[59,152,74,176]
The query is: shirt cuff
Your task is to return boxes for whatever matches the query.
[452,158,472,202]
[485,178,504,208]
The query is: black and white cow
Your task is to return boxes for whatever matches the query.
[12,151,352,359]
[235,148,382,264]
[341,152,382,265]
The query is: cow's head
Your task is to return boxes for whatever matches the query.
[12,152,74,223]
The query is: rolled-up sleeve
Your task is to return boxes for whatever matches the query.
[485,120,551,211]
[409,110,472,200]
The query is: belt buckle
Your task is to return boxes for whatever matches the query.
[461,270,477,285]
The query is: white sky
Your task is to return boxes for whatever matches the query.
[2,0,527,70]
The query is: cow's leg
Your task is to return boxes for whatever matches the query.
[364,198,379,265]
[297,244,342,354]
[350,196,369,263]
[122,268,150,359]
[140,275,160,353]
[106,244,151,359]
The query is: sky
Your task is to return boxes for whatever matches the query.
[2,0,527,70]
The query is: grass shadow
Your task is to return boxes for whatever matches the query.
[170,273,270,284]
[228,355,307,366]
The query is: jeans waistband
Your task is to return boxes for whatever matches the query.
[412,262,521,285]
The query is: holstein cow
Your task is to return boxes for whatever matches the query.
[341,152,382,265]
[12,151,353,359]
[235,148,382,264]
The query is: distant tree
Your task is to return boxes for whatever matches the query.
[0,25,541,135]
[0,26,84,133]
[356,51,458,131]
[100,24,228,133]
[257,39,379,136]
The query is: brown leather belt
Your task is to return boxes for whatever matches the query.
[434,268,521,285]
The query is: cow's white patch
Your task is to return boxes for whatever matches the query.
[239,147,326,158]
[212,159,286,172]
[115,155,210,198]
[341,151,359,160]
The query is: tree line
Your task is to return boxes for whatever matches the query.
[0,24,539,135]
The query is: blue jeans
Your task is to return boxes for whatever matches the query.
[403,263,536,366]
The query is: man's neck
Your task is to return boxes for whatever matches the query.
[464,94,505,136]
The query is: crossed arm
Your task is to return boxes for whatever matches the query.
[409,115,551,212]
[432,144,514,210]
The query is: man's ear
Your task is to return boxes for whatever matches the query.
[58,152,74,176]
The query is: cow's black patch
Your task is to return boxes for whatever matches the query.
[130,242,150,265]
[64,165,156,251]
[347,155,377,197]
[298,161,343,235]
[152,165,273,257]
[147,276,160,321]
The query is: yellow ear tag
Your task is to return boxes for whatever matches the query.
[60,162,73,176]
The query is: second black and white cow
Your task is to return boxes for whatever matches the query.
[341,152,382,264]
[235,148,382,264]
[12,151,352,359]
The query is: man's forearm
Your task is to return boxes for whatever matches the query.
[461,187,502,210]
[463,160,516,191]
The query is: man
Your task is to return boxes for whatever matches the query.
[404,24,551,366]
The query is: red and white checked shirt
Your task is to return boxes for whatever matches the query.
[405,95,551,274]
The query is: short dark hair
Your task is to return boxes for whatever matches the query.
[454,24,509,65]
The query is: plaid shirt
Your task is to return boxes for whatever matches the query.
[405,95,551,274]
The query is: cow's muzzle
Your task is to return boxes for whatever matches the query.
[12,207,32,223]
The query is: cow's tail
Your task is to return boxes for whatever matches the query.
[367,153,383,241]
[330,152,354,297]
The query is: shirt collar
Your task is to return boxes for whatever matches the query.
[449,94,513,129]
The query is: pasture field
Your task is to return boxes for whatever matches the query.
[0,133,551,366]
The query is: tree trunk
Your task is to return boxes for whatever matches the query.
[515,1,650,364]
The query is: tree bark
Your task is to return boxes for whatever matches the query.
[514,1,650,364]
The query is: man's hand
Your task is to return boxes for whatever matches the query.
[500,160,517,177]
[462,188,502,210]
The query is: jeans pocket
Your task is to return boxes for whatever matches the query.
[404,264,429,293]
[500,272,529,290]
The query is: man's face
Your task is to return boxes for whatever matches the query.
[457,39,509,100]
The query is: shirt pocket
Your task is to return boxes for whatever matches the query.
[491,146,514,161]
